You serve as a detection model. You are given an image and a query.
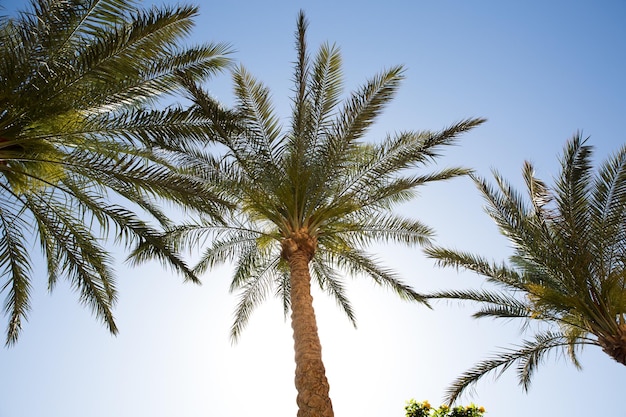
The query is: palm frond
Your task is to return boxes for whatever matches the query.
[26,192,118,336]
[333,248,428,305]
[191,225,274,279]
[425,246,524,290]
[230,255,282,342]
[310,255,357,327]
[330,65,404,147]
[232,65,283,152]
[589,143,626,279]
[274,266,291,321]
[0,205,32,345]
[310,65,405,194]
[333,213,434,247]
[444,331,589,405]
[289,12,342,163]
[427,289,530,319]
[521,160,552,218]
[325,119,483,216]
[290,9,311,151]
[303,41,342,150]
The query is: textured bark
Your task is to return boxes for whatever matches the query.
[598,324,626,366]
[285,238,334,417]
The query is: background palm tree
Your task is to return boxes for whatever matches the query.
[170,11,484,417]
[0,0,233,345]
[425,134,626,404]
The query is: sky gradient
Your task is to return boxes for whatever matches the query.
[1,1,625,416]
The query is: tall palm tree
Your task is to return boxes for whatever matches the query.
[0,0,233,345]
[171,11,484,417]
[425,134,626,404]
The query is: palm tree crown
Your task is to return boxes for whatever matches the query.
[0,0,233,344]
[174,11,484,417]
[426,134,626,404]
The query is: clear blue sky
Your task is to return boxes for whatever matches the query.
[1,1,625,416]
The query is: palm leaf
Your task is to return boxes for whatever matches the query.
[0,0,233,342]
[444,331,591,404]
[310,255,357,327]
[230,255,282,342]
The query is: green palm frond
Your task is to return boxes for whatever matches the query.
[203,228,274,277]
[335,213,434,247]
[328,119,482,214]
[589,143,626,279]
[229,238,276,292]
[331,65,405,148]
[309,66,406,199]
[428,289,530,319]
[0,207,32,345]
[300,42,342,153]
[476,171,541,253]
[233,65,283,150]
[290,11,342,160]
[333,248,428,304]
[177,74,244,148]
[521,160,552,219]
[37,0,137,43]
[230,255,282,342]
[554,134,593,237]
[359,168,472,210]
[0,0,233,343]
[445,331,595,405]
[274,267,291,321]
[27,192,118,334]
[310,255,357,327]
[425,246,524,290]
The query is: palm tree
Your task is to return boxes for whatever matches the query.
[0,0,233,345]
[425,134,626,404]
[171,11,484,417]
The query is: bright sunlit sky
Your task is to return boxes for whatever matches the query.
[1,1,625,416]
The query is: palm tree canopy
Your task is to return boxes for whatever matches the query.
[166,11,484,417]
[0,0,233,344]
[425,133,626,403]
[172,11,486,340]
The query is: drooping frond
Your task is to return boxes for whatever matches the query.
[230,255,282,342]
[332,248,429,305]
[310,254,357,327]
[25,192,118,336]
[0,203,33,345]
[275,267,291,321]
[444,331,594,405]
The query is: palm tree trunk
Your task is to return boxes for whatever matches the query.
[598,324,626,366]
[288,248,334,417]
